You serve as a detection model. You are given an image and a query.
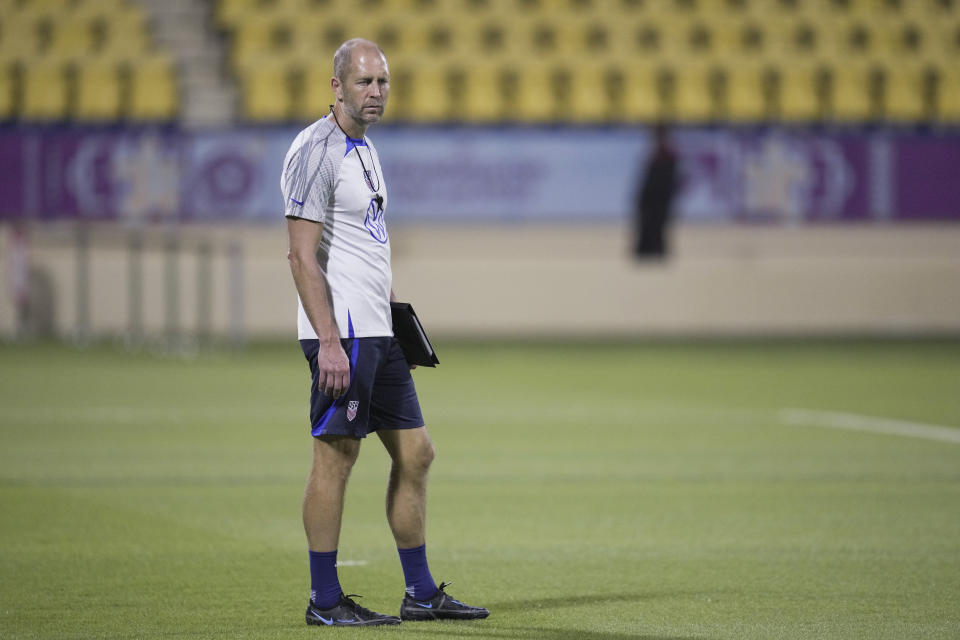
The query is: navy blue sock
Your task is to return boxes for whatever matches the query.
[397,544,438,601]
[308,550,341,609]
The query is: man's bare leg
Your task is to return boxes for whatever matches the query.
[378,426,435,548]
[378,426,490,620]
[303,435,360,613]
[303,435,361,552]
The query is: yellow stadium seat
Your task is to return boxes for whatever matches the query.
[375,62,407,120]
[291,62,334,123]
[287,18,346,65]
[425,0,494,21]
[765,17,822,62]
[467,18,517,63]
[634,15,695,58]
[528,17,594,60]
[73,0,136,21]
[128,54,179,121]
[881,63,929,122]
[8,1,59,24]
[815,0,862,18]
[230,17,288,71]
[98,6,149,60]
[453,60,505,123]
[560,61,611,123]
[734,18,769,57]
[21,58,69,120]
[98,22,149,61]
[398,16,443,55]
[775,61,823,121]
[507,61,561,123]
[239,59,291,121]
[394,16,476,62]
[827,61,878,121]
[580,19,617,59]
[683,19,721,56]
[0,62,14,120]
[439,20,485,63]
[927,18,960,60]
[721,61,769,121]
[506,16,559,57]
[216,0,261,28]
[402,59,454,122]
[818,17,877,62]
[47,17,96,62]
[933,63,960,123]
[620,60,664,123]
[669,62,717,122]
[74,59,123,121]
[705,17,749,58]
[23,0,78,10]
[868,18,932,65]
[0,15,44,65]
[367,17,420,64]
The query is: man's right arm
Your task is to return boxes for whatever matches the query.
[287,217,350,399]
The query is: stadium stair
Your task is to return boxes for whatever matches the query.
[137,0,236,126]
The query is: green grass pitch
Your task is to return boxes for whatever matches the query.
[1,339,959,639]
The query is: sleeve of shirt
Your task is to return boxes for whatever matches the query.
[282,139,335,223]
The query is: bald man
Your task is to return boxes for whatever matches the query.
[282,39,489,627]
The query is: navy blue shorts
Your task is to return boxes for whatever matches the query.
[300,337,425,438]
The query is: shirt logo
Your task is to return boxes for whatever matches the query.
[364,197,388,244]
[346,400,359,422]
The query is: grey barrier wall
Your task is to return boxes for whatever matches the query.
[3,222,959,341]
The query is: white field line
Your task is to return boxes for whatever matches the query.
[780,408,960,445]
[335,560,368,567]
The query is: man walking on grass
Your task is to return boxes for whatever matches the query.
[282,38,489,627]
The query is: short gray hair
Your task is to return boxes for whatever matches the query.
[333,38,386,82]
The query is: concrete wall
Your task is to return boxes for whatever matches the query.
[2,222,959,340]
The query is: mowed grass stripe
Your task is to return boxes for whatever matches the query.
[1,340,958,639]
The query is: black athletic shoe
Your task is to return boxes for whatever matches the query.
[306,593,401,627]
[400,581,490,621]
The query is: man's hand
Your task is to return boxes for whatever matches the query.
[317,339,350,399]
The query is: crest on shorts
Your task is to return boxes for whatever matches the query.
[346,400,359,422]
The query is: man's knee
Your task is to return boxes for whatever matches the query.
[397,433,435,473]
[417,437,436,469]
[312,436,361,478]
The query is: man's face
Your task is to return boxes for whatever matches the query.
[335,47,390,129]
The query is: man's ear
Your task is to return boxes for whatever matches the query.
[331,76,343,102]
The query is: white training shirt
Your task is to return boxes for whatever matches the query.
[281,115,392,340]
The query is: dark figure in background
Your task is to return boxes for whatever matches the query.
[634,124,679,259]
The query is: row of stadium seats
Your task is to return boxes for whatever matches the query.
[219,0,960,123]
[216,0,960,26]
[225,14,960,70]
[0,56,178,122]
[0,0,178,121]
[242,59,960,123]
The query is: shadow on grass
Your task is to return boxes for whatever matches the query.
[485,591,687,614]
[408,622,703,640]
[410,625,700,640]
[407,592,709,640]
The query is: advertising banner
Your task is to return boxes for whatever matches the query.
[0,127,957,224]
